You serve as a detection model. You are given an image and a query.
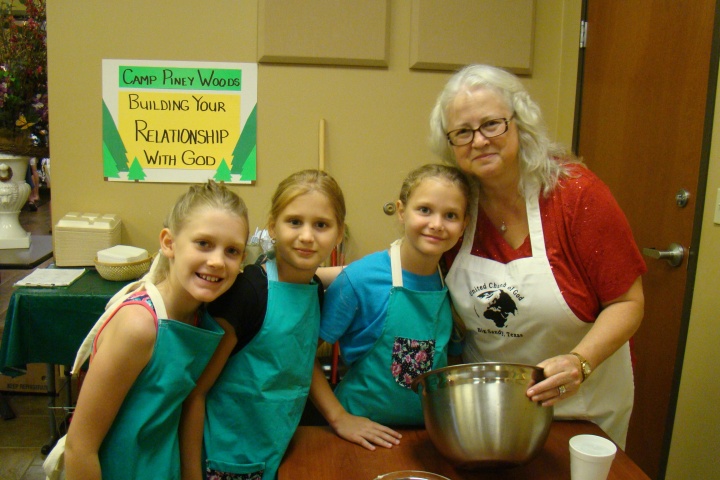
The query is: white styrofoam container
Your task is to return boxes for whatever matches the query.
[97,245,148,264]
[54,213,122,266]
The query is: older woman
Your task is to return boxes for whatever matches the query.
[430,64,646,448]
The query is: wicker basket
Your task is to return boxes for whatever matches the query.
[94,254,153,281]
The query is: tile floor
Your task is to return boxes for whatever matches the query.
[0,394,57,480]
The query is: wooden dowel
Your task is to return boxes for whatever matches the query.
[318,118,326,172]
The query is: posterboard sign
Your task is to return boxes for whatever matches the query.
[102,59,257,184]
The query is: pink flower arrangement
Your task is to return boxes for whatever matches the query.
[0,0,48,157]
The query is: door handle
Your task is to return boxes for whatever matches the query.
[642,243,684,267]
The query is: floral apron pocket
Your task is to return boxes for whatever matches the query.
[391,337,436,389]
[206,460,265,480]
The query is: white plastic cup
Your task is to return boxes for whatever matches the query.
[569,434,617,480]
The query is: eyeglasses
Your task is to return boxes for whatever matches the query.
[446,115,514,146]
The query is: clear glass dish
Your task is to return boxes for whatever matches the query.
[373,471,451,480]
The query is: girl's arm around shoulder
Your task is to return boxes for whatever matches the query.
[210,264,268,352]
[180,317,237,480]
[65,304,157,479]
[316,266,344,289]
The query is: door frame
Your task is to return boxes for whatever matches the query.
[571,0,720,477]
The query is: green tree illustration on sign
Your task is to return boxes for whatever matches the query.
[240,145,256,181]
[127,157,146,181]
[102,100,129,176]
[102,143,120,178]
[230,104,257,181]
[214,158,232,182]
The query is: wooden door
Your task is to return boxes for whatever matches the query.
[576,1,718,478]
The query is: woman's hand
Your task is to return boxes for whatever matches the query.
[527,277,645,406]
[330,411,402,451]
[527,276,644,407]
[526,354,584,406]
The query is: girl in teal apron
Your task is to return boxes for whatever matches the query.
[309,164,471,451]
[181,170,346,480]
[48,181,249,480]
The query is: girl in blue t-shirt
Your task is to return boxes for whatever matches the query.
[309,163,471,451]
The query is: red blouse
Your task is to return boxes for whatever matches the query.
[446,165,647,323]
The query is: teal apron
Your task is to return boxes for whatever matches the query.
[203,259,320,480]
[98,293,224,480]
[334,240,452,425]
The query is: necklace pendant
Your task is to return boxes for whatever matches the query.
[500,222,507,233]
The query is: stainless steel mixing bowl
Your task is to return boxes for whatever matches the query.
[412,362,553,469]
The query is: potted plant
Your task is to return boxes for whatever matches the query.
[0,0,48,158]
[0,0,46,248]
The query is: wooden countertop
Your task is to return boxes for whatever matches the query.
[279,421,650,479]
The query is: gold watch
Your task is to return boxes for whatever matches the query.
[570,352,592,382]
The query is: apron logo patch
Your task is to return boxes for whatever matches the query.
[471,285,522,328]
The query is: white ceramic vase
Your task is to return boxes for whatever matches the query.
[0,153,32,249]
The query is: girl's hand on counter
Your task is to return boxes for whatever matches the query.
[330,411,402,451]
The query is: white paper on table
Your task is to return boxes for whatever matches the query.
[14,268,86,287]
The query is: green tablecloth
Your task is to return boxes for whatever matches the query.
[0,269,130,377]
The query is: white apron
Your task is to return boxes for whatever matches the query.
[445,187,634,448]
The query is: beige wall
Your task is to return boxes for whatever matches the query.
[46,0,579,259]
[46,0,719,476]
[665,57,720,478]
